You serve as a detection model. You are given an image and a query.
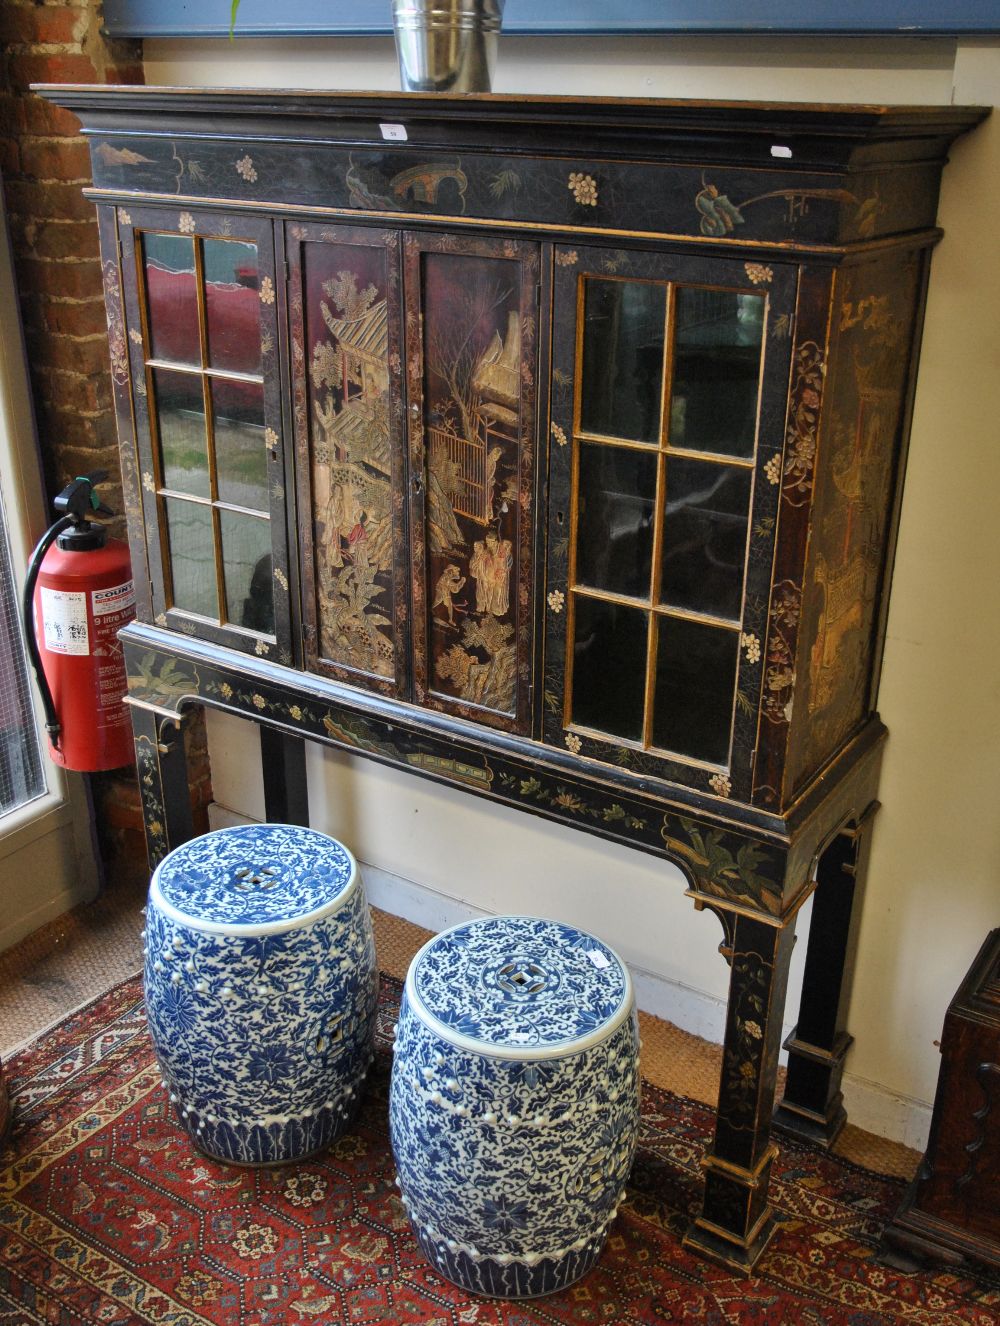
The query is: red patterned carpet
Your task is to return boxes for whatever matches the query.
[1,975,998,1325]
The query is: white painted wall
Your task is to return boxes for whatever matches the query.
[145,34,1000,1149]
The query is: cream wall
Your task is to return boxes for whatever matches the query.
[145,35,1000,1147]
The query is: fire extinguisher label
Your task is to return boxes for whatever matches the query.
[92,580,136,617]
[40,587,89,655]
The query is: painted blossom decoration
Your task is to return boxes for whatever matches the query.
[264,426,279,452]
[745,262,773,285]
[555,249,578,266]
[568,172,598,206]
[551,421,568,447]
[565,733,582,754]
[235,154,258,183]
[709,773,732,798]
[178,212,196,234]
[764,454,782,485]
[259,275,276,305]
[547,589,565,613]
[118,208,132,226]
[741,632,761,664]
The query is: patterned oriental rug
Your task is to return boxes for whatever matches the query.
[2,976,999,1326]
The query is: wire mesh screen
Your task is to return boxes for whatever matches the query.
[0,489,46,816]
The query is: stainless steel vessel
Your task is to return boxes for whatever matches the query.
[392,0,505,93]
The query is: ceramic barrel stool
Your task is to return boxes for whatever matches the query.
[390,915,640,1298]
[143,823,377,1165]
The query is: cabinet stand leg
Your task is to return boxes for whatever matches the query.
[773,802,878,1148]
[131,706,195,870]
[683,910,797,1271]
[260,725,309,826]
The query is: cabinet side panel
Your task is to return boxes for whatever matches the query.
[752,266,834,811]
[785,249,925,798]
[97,203,151,622]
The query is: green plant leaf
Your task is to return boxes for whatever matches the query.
[230,0,240,39]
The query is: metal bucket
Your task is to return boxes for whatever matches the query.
[392,0,505,93]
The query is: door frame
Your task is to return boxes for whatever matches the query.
[0,183,99,952]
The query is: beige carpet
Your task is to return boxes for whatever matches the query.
[0,867,920,1181]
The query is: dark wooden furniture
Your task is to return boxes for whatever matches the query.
[883,929,1000,1271]
[41,85,986,1271]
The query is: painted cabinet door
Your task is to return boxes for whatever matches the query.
[403,233,539,735]
[119,206,291,663]
[542,244,797,804]
[288,223,409,695]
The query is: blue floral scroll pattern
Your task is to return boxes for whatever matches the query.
[153,824,354,928]
[144,854,377,1165]
[390,981,640,1298]
[409,916,630,1052]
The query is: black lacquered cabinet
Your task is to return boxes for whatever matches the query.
[41,84,986,1270]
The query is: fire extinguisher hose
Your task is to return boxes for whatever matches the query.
[22,515,76,747]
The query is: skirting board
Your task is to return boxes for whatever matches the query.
[208,801,933,1151]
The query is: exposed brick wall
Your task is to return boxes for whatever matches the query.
[0,2,213,879]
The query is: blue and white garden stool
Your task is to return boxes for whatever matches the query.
[390,915,640,1298]
[143,823,377,1165]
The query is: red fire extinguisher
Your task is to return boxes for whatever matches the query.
[22,472,136,771]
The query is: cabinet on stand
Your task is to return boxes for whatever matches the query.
[41,85,985,1270]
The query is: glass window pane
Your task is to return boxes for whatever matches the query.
[142,233,200,366]
[580,278,666,443]
[164,498,217,619]
[660,458,751,620]
[669,288,764,458]
[571,595,647,741]
[220,510,274,635]
[204,239,263,376]
[652,616,738,765]
[0,494,45,815]
[213,379,268,511]
[152,367,210,497]
[576,442,656,599]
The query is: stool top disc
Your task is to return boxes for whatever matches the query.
[406,915,633,1060]
[150,824,357,935]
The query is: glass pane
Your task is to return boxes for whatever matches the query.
[580,278,666,443]
[213,378,268,511]
[0,493,45,815]
[652,616,738,765]
[571,595,647,741]
[660,458,751,620]
[164,498,217,619]
[152,367,209,497]
[143,233,200,366]
[576,442,656,599]
[669,288,764,458]
[220,510,273,634]
[204,239,262,375]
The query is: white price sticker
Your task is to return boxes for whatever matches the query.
[380,122,408,142]
[40,587,89,656]
[587,949,612,970]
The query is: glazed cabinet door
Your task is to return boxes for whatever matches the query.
[287,224,408,695]
[119,206,291,662]
[403,233,539,735]
[543,245,797,803]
